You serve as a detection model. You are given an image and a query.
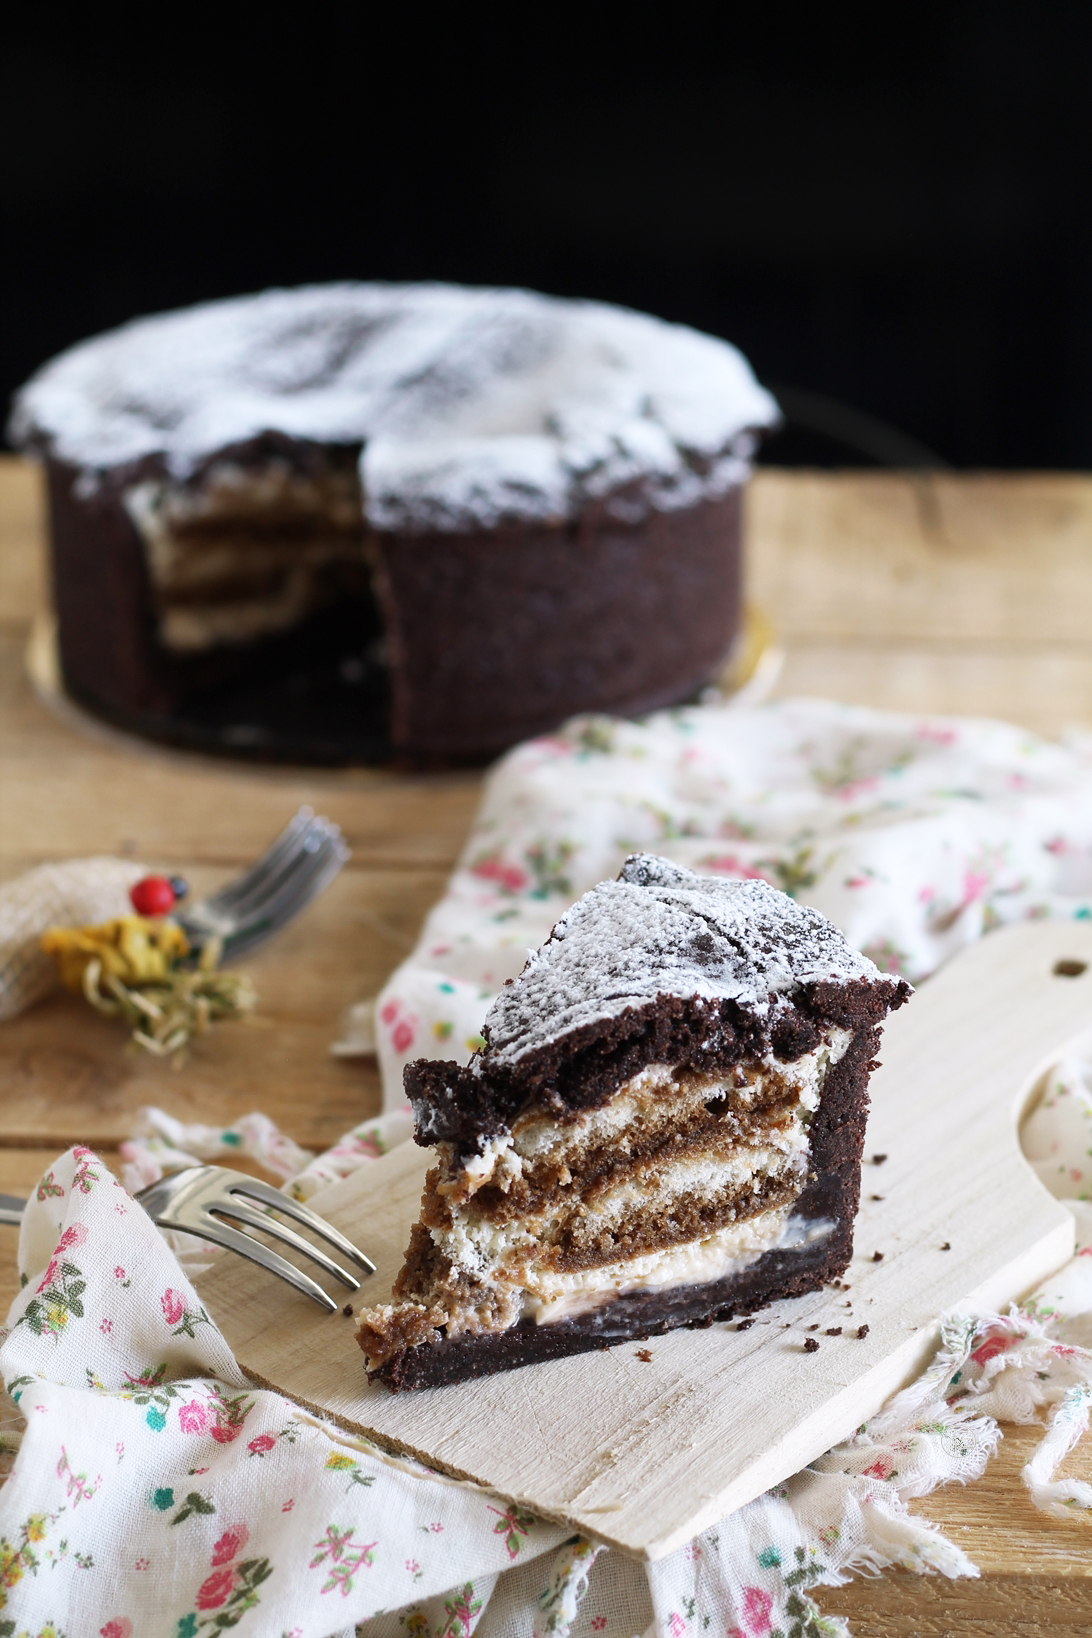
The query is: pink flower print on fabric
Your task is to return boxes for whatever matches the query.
[161,1289,185,1326]
[380,998,418,1055]
[196,1567,236,1609]
[700,854,768,882]
[36,1222,88,1293]
[470,852,529,894]
[741,1586,773,1636]
[970,1333,1013,1368]
[71,1144,102,1192]
[211,1524,249,1565]
[100,1621,133,1638]
[209,1390,254,1443]
[248,1433,276,1455]
[179,1401,210,1435]
[861,1454,897,1481]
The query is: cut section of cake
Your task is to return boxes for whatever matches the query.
[356,855,911,1390]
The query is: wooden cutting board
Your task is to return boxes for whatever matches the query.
[197,919,1092,1560]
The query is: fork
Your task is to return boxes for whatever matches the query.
[0,1166,374,1312]
[175,807,350,963]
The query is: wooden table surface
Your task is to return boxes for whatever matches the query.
[3,456,1092,1632]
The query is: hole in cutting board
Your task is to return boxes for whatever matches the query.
[1053,959,1088,978]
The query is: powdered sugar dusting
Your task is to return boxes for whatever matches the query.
[484,855,883,1066]
[9,282,778,532]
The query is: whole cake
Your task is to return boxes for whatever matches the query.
[10,284,778,763]
[356,855,911,1389]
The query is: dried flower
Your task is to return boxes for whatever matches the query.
[41,914,189,989]
[41,915,255,1062]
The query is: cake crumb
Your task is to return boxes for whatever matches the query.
[872,1154,888,1165]
[871,1251,884,1262]
[635,1348,653,1362]
[856,1324,870,1340]
[342,1304,354,1317]
[736,1318,755,1332]
[870,1194,884,1202]
[805,1323,820,1332]
[940,1241,951,1251]
[825,1327,842,1336]
[803,1337,820,1353]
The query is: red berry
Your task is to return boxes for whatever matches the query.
[129,875,176,917]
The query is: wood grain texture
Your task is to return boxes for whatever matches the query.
[773,639,1092,741]
[0,458,44,630]
[747,470,1092,644]
[196,922,1092,1560]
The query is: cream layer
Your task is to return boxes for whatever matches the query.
[523,1209,837,1325]
[433,1132,808,1277]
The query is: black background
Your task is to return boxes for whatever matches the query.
[4,5,1090,468]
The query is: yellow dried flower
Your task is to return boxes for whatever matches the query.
[39,914,253,1063]
[40,915,190,991]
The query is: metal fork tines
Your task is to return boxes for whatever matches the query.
[176,807,350,964]
[137,1166,375,1313]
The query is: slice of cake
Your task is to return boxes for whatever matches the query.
[357,855,910,1390]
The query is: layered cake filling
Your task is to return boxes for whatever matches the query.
[358,1031,849,1364]
[124,452,368,652]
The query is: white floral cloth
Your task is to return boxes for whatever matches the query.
[9,695,1092,1636]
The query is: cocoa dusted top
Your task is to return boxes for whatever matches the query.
[10,283,778,533]
[406,856,910,1153]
